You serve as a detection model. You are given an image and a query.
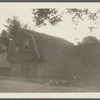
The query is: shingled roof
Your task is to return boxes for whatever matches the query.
[21,29,74,60]
[7,29,74,62]
[23,29,74,48]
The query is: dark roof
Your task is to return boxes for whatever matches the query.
[24,29,74,48]
[7,29,74,62]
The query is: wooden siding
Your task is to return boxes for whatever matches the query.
[7,29,74,78]
[37,48,70,78]
[11,62,22,76]
[7,30,38,62]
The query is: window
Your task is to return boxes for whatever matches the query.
[15,42,19,52]
[24,41,29,51]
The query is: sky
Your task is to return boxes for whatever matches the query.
[0,3,100,45]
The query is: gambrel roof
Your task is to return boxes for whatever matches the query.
[7,29,74,62]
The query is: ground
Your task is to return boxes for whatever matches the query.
[0,77,100,92]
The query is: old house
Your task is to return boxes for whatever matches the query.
[7,29,74,78]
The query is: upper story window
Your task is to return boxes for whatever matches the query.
[15,42,19,52]
[24,41,29,51]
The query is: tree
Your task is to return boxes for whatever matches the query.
[66,8,99,25]
[4,16,29,40]
[2,16,29,50]
[81,36,99,44]
[32,9,63,27]
[0,30,10,50]
[32,8,100,33]
[4,16,21,39]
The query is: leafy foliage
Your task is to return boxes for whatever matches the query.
[66,8,88,25]
[32,9,63,27]
[66,8,99,25]
[0,30,10,48]
[32,8,100,33]
[4,16,21,39]
[66,8,100,33]
[82,36,99,44]
[4,16,29,39]
[2,16,29,49]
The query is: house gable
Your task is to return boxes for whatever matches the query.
[7,29,39,62]
[7,29,74,63]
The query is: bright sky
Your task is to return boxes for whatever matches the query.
[0,3,100,45]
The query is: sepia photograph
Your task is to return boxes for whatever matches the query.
[0,2,100,97]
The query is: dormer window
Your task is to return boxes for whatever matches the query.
[15,42,19,52]
[24,41,29,51]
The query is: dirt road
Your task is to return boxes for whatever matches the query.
[0,78,100,92]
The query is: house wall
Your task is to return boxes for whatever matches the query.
[0,53,10,68]
[7,30,38,62]
[37,47,70,78]
[8,30,75,78]
[11,63,22,76]
[10,62,39,77]
[10,47,71,78]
